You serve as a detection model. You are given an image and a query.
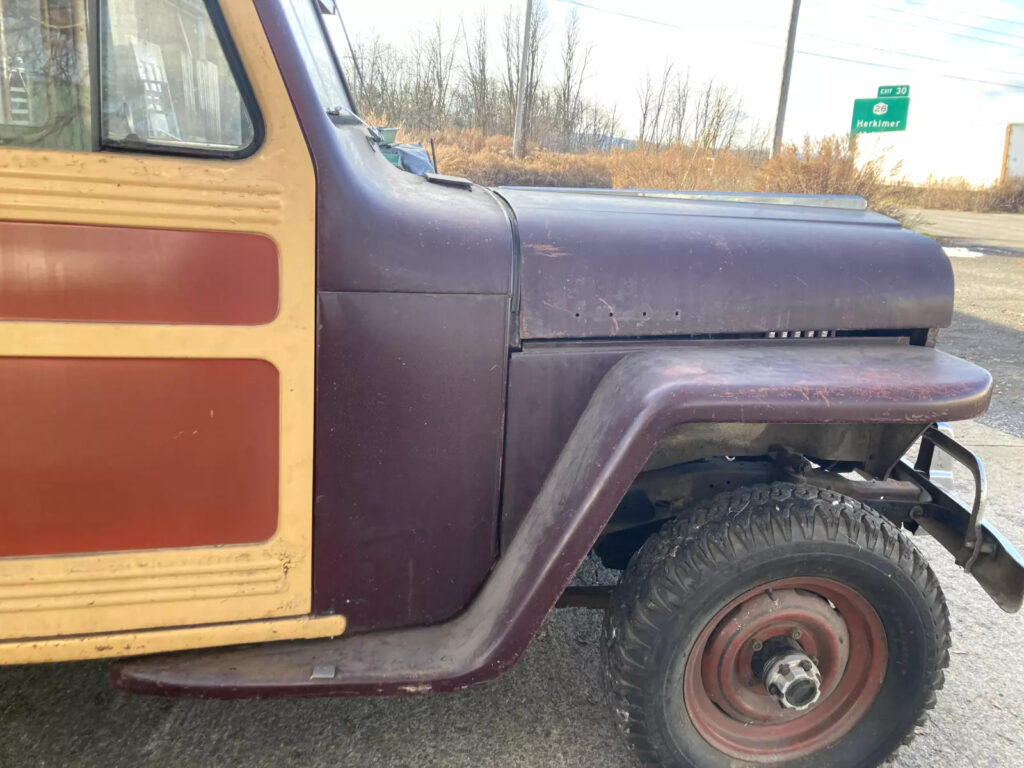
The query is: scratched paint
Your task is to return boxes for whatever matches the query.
[502,187,954,340]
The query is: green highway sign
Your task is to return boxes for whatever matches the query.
[851,96,910,134]
[877,85,910,97]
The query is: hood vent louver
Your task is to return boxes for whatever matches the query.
[766,331,835,339]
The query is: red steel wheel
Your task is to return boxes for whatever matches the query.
[603,483,951,768]
[683,578,887,762]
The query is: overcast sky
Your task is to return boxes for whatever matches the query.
[336,0,1024,184]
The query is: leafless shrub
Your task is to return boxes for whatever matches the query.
[896,175,1024,213]
[759,135,908,220]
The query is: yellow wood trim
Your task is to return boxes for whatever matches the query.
[0,615,346,665]
[0,2,321,650]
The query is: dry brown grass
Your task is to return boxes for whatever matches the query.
[604,145,761,191]
[896,176,1024,213]
[433,133,613,187]
[386,126,1022,216]
[411,128,762,191]
[758,136,906,219]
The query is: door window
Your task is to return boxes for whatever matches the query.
[101,0,257,153]
[0,0,91,150]
[0,0,259,155]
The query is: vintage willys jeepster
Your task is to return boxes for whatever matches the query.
[1,1,1021,766]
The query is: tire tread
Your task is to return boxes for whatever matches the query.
[602,482,950,767]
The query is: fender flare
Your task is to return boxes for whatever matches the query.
[113,344,990,697]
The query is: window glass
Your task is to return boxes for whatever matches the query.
[0,0,92,150]
[101,0,255,152]
[280,0,347,111]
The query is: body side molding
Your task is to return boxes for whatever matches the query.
[112,344,991,697]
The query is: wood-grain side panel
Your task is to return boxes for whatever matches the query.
[0,358,279,556]
[0,221,279,325]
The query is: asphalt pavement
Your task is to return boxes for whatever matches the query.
[911,207,1024,254]
[3,210,1024,768]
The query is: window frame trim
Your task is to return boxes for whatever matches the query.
[87,0,101,151]
[98,0,266,160]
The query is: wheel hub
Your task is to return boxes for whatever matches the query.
[683,577,887,763]
[755,640,823,710]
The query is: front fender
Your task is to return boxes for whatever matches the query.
[113,344,991,697]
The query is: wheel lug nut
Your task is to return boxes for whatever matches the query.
[752,640,764,652]
[790,628,802,640]
[777,663,791,676]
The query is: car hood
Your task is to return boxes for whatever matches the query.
[497,187,953,340]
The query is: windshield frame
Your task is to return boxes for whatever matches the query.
[319,2,363,115]
[279,0,357,115]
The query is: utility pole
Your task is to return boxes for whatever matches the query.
[772,0,801,156]
[512,0,533,159]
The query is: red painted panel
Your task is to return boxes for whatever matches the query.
[0,358,279,556]
[0,221,279,325]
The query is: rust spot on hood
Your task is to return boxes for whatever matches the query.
[525,243,569,258]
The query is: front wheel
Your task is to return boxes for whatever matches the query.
[603,483,950,768]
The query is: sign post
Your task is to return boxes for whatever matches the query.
[851,96,910,134]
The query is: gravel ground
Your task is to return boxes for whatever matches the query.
[943,254,1024,441]
[3,232,1024,768]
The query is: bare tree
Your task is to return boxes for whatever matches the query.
[636,72,654,147]
[346,34,407,123]
[649,60,673,147]
[554,8,591,151]
[339,5,764,158]
[500,6,520,134]
[524,3,548,142]
[692,77,742,151]
[664,68,691,146]
[579,101,620,150]
[635,60,672,147]
[743,118,772,159]
[418,16,461,129]
[500,2,548,140]
[460,11,491,133]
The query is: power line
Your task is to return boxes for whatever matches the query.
[904,0,1024,30]
[810,0,1024,47]
[971,10,1024,31]
[802,32,944,63]
[872,16,1024,50]
[802,1,1024,76]
[560,0,1024,91]
[795,48,1024,90]
[557,0,797,53]
[569,0,1024,47]
[556,0,685,31]
[802,31,1024,79]
[878,3,1024,43]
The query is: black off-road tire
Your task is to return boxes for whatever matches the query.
[603,482,950,768]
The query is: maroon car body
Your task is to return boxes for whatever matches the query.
[114,1,1022,726]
